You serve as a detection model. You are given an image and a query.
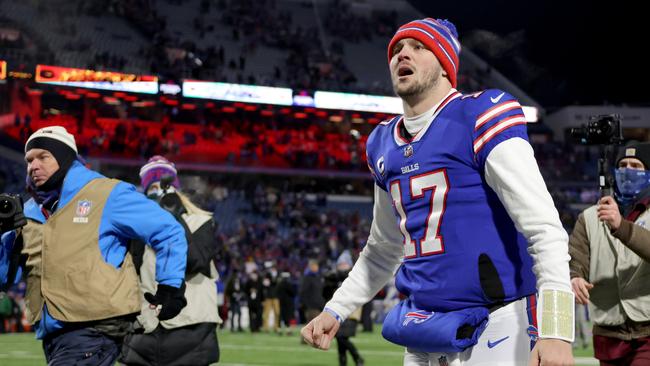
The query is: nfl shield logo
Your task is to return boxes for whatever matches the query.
[438,356,449,366]
[404,144,413,158]
[76,200,92,217]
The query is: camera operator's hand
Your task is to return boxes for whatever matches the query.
[597,196,622,231]
[571,277,594,305]
[144,283,187,321]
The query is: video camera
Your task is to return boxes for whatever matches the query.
[149,176,186,219]
[0,194,27,233]
[569,114,623,146]
[569,114,624,196]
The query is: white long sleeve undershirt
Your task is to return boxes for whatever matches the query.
[403,89,457,136]
[403,105,437,136]
[325,137,571,320]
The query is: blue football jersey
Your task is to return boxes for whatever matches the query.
[366,89,536,312]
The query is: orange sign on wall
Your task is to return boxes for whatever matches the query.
[36,64,157,83]
[35,64,158,94]
[0,61,6,80]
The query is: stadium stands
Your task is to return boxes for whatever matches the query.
[0,0,501,96]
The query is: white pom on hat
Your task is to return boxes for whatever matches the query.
[25,126,78,154]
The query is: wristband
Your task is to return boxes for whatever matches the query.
[538,288,575,342]
[324,307,343,323]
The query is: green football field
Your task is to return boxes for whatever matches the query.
[0,329,597,365]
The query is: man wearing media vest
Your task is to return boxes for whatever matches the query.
[0,126,188,365]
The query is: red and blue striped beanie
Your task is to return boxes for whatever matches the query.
[387,18,461,88]
[139,155,180,192]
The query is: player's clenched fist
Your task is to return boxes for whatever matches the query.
[300,311,340,350]
[529,339,574,366]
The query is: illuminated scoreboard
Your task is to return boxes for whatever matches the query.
[35,65,158,94]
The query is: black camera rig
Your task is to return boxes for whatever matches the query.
[569,114,624,197]
[0,194,26,234]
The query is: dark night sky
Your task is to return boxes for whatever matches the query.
[409,1,646,107]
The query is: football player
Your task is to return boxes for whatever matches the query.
[301,18,574,366]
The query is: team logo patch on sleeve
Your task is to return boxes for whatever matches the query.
[402,310,435,326]
[73,200,92,223]
[527,325,538,342]
[377,156,386,176]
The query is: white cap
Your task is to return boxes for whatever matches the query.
[25,126,78,154]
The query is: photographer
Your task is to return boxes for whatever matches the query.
[0,126,188,365]
[120,155,221,366]
[569,142,650,365]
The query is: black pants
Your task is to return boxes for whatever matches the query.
[230,302,242,331]
[249,303,262,332]
[120,322,219,366]
[43,327,121,366]
[336,336,362,366]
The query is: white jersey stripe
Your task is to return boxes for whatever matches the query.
[473,115,527,153]
[475,101,521,130]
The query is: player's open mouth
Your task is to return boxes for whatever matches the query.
[398,66,414,78]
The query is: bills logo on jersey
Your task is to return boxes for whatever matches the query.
[376,156,386,176]
[527,325,538,342]
[76,200,92,217]
[402,311,434,326]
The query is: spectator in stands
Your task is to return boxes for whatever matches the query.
[121,156,221,365]
[570,142,650,366]
[0,126,188,366]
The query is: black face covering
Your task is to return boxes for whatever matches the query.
[25,138,77,211]
[37,165,68,192]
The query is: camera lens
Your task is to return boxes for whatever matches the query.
[0,198,16,218]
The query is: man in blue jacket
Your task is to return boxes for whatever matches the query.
[0,126,188,366]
